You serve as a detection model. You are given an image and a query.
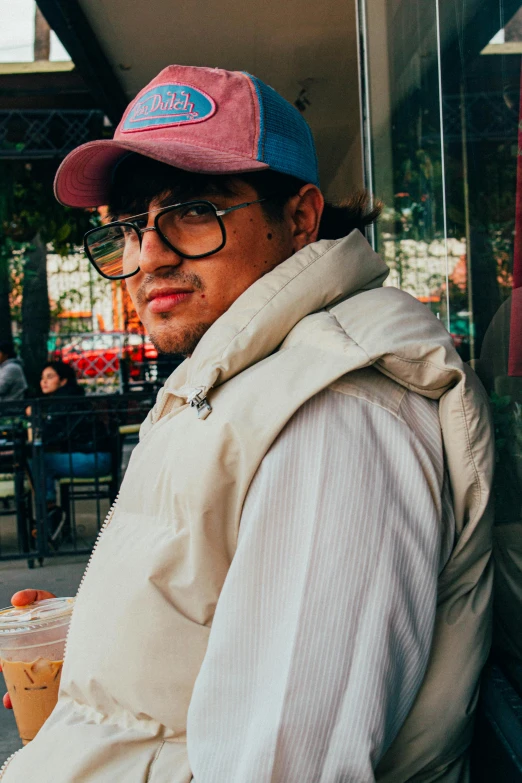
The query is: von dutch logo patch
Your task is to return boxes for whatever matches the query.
[122,83,216,132]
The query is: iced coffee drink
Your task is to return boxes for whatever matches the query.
[0,598,74,744]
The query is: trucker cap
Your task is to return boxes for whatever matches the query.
[54,65,319,208]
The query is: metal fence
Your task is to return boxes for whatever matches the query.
[0,109,105,158]
[0,393,154,567]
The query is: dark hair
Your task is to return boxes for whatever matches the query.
[0,341,16,359]
[236,171,382,238]
[42,360,80,391]
[108,153,381,240]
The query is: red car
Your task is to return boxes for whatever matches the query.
[52,333,158,379]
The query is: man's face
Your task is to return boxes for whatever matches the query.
[122,180,299,356]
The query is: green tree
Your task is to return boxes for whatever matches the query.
[0,160,94,391]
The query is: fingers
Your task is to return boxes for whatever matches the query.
[1,664,12,709]
[11,590,56,607]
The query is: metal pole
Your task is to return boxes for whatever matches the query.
[13,425,30,554]
[460,80,475,363]
[355,0,376,250]
[88,260,95,334]
[435,0,451,333]
[31,399,49,561]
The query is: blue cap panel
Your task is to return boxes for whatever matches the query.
[247,75,319,187]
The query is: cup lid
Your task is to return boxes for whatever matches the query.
[0,598,75,635]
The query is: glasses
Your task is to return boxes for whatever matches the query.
[84,197,267,280]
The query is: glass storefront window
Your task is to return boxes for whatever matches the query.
[361,0,521,362]
[362,0,451,329]
[360,0,522,701]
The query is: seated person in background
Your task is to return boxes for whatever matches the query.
[37,361,111,542]
[0,341,27,402]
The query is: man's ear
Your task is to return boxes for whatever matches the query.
[287,185,324,252]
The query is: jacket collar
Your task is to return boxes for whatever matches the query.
[160,230,388,412]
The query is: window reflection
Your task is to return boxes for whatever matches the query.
[362,0,522,702]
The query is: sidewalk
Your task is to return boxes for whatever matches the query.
[0,554,88,761]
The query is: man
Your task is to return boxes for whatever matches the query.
[0,342,27,401]
[2,65,494,782]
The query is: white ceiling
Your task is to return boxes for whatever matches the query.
[78,0,363,196]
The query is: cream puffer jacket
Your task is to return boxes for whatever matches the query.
[1,231,494,782]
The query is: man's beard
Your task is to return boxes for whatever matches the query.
[149,318,212,357]
[135,269,209,357]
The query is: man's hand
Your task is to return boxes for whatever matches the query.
[2,590,56,709]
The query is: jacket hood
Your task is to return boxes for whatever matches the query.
[154,229,461,421]
[159,231,387,410]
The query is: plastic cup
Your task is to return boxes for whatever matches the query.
[0,597,75,744]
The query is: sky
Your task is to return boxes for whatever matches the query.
[0,0,70,62]
[489,29,505,44]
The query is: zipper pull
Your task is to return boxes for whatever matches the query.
[187,388,212,420]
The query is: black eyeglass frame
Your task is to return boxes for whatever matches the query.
[83,197,268,281]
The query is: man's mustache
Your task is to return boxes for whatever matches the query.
[135,269,204,307]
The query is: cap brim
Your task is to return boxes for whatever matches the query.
[54,139,269,208]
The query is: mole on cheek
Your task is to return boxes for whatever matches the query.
[267,233,273,240]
